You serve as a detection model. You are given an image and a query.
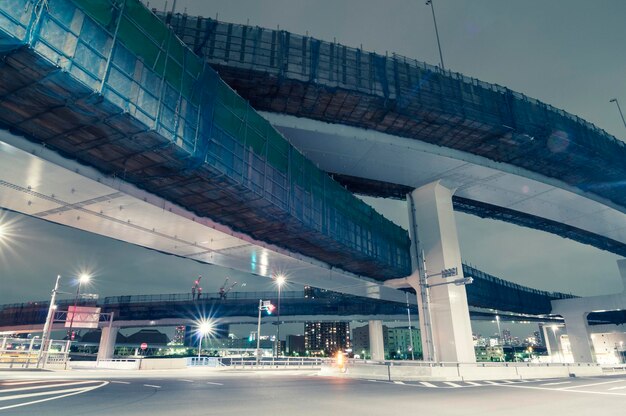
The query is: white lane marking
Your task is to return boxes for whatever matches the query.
[206,382,223,386]
[0,380,101,393]
[500,380,515,384]
[492,383,626,396]
[179,379,194,383]
[420,382,437,388]
[110,381,131,385]
[393,381,405,385]
[608,385,626,391]
[484,381,500,385]
[0,384,102,402]
[443,382,461,388]
[1,380,64,386]
[541,381,572,386]
[464,381,482,386]
[559,379,626,390]
[0,382,108,411]
[143,384,161,389]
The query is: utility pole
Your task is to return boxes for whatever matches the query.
[406,292,415,360]
[425,0,445,70]
[38,275,60,368]
[609,98,626,131]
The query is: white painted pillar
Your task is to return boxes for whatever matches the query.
[562,312,595,363]
[97,326,119,361]
[407,181,475,363]
[369,320,385,361]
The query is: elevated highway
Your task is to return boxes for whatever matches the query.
[162,12,626,258]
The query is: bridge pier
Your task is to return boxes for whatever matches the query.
[368,320,385,360]
[97,326,119,362]
[552,259,626,363]
[407,181,475,363]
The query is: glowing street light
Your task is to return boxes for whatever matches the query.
[274,273,286,357]
[67,272,91,342]
[196,318,215,359]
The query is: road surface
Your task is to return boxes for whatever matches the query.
[1,370,625,415]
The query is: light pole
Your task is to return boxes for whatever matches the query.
[406,292,415,360]
[275,274,286,357]
[66,273,90,343]
[425,0,445,70]
[37,275,61,368]
[196,319,214,359]
[609,98,626,131]
[256,299,274,363]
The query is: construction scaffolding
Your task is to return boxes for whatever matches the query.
[162,12,626,214]
[0,0,410,279]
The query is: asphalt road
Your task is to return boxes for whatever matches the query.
[1,371,625,415]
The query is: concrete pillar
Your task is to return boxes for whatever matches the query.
[369,320,385,361]
[97,326,119,361]
[563,312,595,363]
[541,324,564,362]
[407,181,475,363]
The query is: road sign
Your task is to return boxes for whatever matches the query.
[140,342,148,350]
[64,306,101,329]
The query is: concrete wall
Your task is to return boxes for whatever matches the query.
[138,358,187,370]
[323,362,603,381]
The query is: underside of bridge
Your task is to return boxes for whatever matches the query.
[0,0,411,281]
[160,11,626,259]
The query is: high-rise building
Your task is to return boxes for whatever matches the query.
[502,329,512,345]
[304,322,350,355]
[286,335,306,355]
[169,325,186,346]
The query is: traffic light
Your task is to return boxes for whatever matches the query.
[441,267,458,278]
[266,303,276,315]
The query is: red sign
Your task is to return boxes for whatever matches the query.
[140,342,148,350]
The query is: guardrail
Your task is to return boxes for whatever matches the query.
[187,356,331,369]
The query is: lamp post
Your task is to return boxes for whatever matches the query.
[256,300,274,363]
[425,0,445,70]
[275,274,286,357]
[609,98,626,131]
[406,292,415,360]
[37,275,61,368]
[66,273,90,343]
[197,319,214,359]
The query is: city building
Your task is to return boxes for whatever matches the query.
[387,327,422,359]
[286,334,306,356]
[352,324,422,359]
[304,322,350,356]
[169,325,185,346]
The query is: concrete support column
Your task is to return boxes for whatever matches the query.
[369,320,385,361]
[97,326,119,361]
[407,181,475,363]
[563,312,595,363]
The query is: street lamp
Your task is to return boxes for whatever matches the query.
[66,273,91,343]
[274,273,286,357]
[609,98,626,131]
[256,299,275,363]
[425,0,445,70]
[196,318,215,359]
[37,275,61,368]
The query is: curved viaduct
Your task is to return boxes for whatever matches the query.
[162,12,626,258]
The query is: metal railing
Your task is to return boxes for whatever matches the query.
[187,356,331,368]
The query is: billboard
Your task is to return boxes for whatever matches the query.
[64,306,101,329]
